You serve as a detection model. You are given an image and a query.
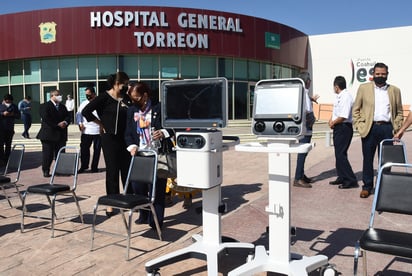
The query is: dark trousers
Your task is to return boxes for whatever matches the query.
[101,133,130,195]
[333,123,356,184]
[41,139,66,173]
[132,177,167,228]
[0,130,14,162]
[361,123,393,190]
[295,134,312,180]
[80,133,101,171]
[21,114,32,137]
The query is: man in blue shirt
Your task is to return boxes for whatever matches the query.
[18,95,32,139]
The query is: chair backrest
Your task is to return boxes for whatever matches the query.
[378,139,407,169]
[370,162,412,227]
[124,149,158,201]
[4,144,25,182]
[50,146,80,189]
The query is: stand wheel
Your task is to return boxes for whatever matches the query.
[320,264,338,276]
[147,270,160,276]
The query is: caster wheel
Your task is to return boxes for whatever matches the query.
[320,264,338,276]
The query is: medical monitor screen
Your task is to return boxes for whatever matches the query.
[161,78,228,129]
[253,80,304,122]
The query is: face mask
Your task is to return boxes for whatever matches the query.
[374,76,387,86]
[55,95,63,102]
[86,94,93,100]
[4,103,11,107]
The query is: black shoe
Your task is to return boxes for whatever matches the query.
[338,182,359,189]
[329,178,343,185]
[91,168,99,173]
[43,171,51,177]
[303,174,314,183]
[78,168,87,174]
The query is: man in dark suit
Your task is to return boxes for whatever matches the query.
[36,89,71,177]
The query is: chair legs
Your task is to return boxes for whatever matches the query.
[353,241,367,276]
[21,191,84,238]
[0,183,23,208]
[91,204,162,260]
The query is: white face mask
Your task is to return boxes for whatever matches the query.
[55,95,63,102]
[4,103,11,107]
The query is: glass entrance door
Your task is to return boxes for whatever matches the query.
[248,82,256,119]
[41,84,58,103]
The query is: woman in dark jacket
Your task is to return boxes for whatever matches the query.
[125,81,175,229]
[82,72,130,217]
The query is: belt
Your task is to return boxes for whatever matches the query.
[373,121,391,125]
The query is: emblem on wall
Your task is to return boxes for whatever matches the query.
[39,22,57,44]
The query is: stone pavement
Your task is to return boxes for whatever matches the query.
[1,123,412,275]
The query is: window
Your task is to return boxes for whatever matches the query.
[234,59,247,81]
[78,56,96,80]
[41,58,58,82]
[98,56,117,78]
[24,60,40,83]
[120,55,138,79]
[199,56,216,78]
[140,55,159,78]
[248,61,260,81]
[60,57,76,81]
[0,62,8,85]
[160,55,178,79]
[10,61,23,84]
[218,58,233,79]
[181,56,198,79]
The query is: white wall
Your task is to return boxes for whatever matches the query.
[308,26,412,105]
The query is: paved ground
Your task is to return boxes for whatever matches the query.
[1,123,412,275]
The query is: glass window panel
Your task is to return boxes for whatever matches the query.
[41,58,58,82]
[0,62,8,85]
[0,87,8,96]
[98,56,117,78]
[78,56,96,80]
[262,63,272,79]
[140,55,159,78]
[160,55,178,79]
[120,55,138,79]
[218,58,233,79]
[234,82,248,119]
[181,56,198,79]
[199,56,216,78]
[24,60,40,83]
[234,59,247,81]
[60,57,76,81]
[228,81,233,120]
[25,84,41,123]
[11,85,24,106]
[10,61,23,84]
[248,61,260,81]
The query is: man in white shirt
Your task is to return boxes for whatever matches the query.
[76,87,101,173]
[65,94,75,123]
[328,76,357,189]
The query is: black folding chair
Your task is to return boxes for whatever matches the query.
[354,162,412,275]
[378,138,407,169]
[21,146,83,237]
[0,144,25,208]
[91,149,161,260]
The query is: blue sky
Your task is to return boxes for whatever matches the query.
[3,0,412,35]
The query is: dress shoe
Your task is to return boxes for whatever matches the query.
[78,168,87,174]
[338,182,359,189]
[43,171,51,177]
[329,178,343,185]
[303,174,314,183]
[293,179,312,188]
[360,189,371,198]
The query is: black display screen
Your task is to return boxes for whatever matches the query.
[161,78,228,129]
